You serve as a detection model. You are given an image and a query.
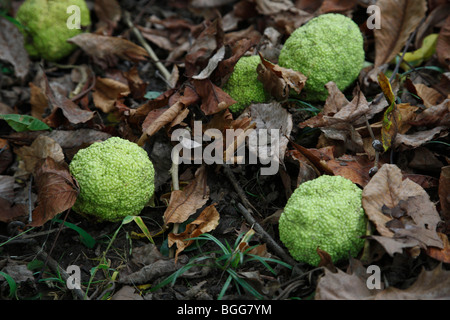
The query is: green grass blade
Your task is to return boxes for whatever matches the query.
[0,271,17,298]
[54,219,96,249]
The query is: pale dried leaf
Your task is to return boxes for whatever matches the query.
[92,77,130,113]
[68,33,149,67]
[0,175,15,202]
[362,164,443,254]
[316,263,450,300]
[247,102,293,166]
[374,0,427,67]
[169,204,220,261]
[257,53,306,100]
[164,165,210,225]
[15,135,65,174]
[376,265,450,299]
[193,46,226,80]
[362,164,426,237]
[394,126,448,148]
[0,18,30,80]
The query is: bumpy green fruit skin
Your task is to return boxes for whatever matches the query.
[278,13,365,101]
[16,0,91,61]
[69,137,155,222]
[223,55,269,113]
[278,175,366,266]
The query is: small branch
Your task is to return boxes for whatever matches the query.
[123,11,171,81]
[236,203,297,267]
[222,164,261,217]
[32,246,88,300]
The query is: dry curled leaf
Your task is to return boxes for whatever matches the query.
[192,79,235,116]
[374,0,427,68]
[30,157,79,227]
[68,33,149,68]
[15,135,65,174]
[43,72,95,125]
[164,165,209,226]
[436,15,450,69]
[362,164,443,256]
[256,52,307,100]
[143,87,199,137]
[247,102,293,167]
[316,262,450,300]
[92,77,130,113]
[0,18,30,80]
[168,204,220,261]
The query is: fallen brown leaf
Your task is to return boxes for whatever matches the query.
[143,87,199,136]
[287,140,334,177]
[316,262,450,299]
[93,0,121,35]
[373,0,427,68]
[192,46,226,80]
[68,33,149,68]
[30,157,79,227]
[184,19,223,78]
[126,89,175,125]
[192,79,235,115]
[246,102,293,167]
[426,233,450,263]
[324,154,375,187]
[168,204,220,261]
[164,165,210,226]
[15,135,65,174]
[362,164,443,255]
[0,175,15,203]
[394,126,448,149]
[92,77,130,113]
[123,66,148,100]
[256,52,306,100]
[409,99,450,127]
[413,83,446,108]
[0,18,30,80]
[29,82,48,120]
[214,38,257,86]
[436,15,450,69]
[43,72,95,126]
[300,82,370,128]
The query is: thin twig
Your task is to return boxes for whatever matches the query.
[123,11,171,81]
[373,17,425,105]
[35,209,71,283]
[32,246,88,300]
[236,203,297,267]
[222,164,261,217]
